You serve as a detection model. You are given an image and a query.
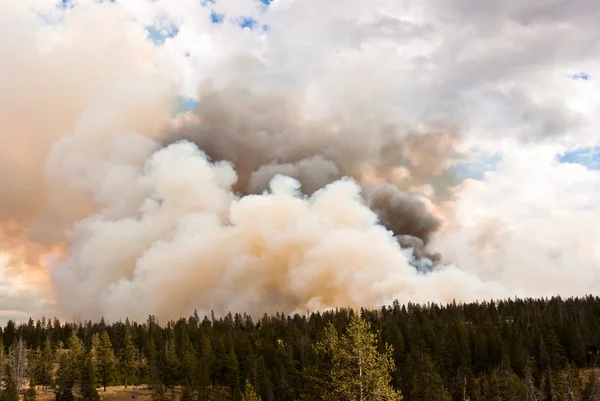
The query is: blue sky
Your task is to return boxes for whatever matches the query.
[146,0,268,45]
[452,153,502,181]
[558,146,600,170]
[568,72,590,81]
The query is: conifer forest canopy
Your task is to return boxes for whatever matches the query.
[1,297,600,400]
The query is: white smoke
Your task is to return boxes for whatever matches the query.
[1,0,600,324]
[50,137,509,322]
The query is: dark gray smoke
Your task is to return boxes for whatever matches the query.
[162,79,463,265]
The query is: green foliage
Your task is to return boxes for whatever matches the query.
[55,354,76,401]
[4,296,600,400]
[481,365,526,400]
[120,327,137,388]
[313,316,402,401]
[3,364,19,401]
[92,331,117,392]
[241,380,261,401]
[40,339,55,388]
[158,334,180,391]
[408,352,450,401]
[80,356,100,401]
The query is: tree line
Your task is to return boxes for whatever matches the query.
[2,296,600,400]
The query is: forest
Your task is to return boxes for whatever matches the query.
[1,296,600,400]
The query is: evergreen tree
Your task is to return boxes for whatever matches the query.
[196,335,213,397]
[3,363,19,401]
[27,347,42,387]
[313,316,403,401]
[481,365,525,401]
[222,345,240,395]
[67,332,85,391]
[120,327,136,388]
[158,334,180,392]
[39,339,54,392]
[178,333,197,388]
[254,356,272,401]
[92,331,117,392]
[241,380,261,401]
[55,354,75,401]
[408,352,451,401]
[80,357,100,401]
[145,336,158,384]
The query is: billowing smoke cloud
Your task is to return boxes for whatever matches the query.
[164,81,462,259]
[248,156,341,195]
[4,0,600,324]
[0,1,175,314]
[50,138,506,321]
[0,1,468,323]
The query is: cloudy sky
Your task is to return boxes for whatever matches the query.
[1,0,599,324]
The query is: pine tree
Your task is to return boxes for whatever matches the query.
[67,332,85,391]
[80,356,100,401]
[481,365,525,401]
[27,347,42,386]
[40,340,54,392]
[3,363,19,401]
[313,316,403,401]
[145,336,158,385]
[409,351,451,401]
[196,335,213,399]
[120,327,136,388]
[241,380,261,401]
[222,344,239,395]
[158,334,180,393]
[55,354,75,401]
[254,355,272,401]
[92,331,117,392]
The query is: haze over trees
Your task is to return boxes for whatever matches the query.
[1,296,600,400]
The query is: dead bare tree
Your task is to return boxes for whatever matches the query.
[8,337,27,390]
[525,363,542,401]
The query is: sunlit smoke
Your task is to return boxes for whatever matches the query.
[3,0,599,324]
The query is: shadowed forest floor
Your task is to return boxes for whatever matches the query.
[36,386,156,401]
[31,385,231,401]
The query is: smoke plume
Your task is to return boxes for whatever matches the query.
[50,139,506,321]
[0,0,519,323]
[164,81,462,256]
